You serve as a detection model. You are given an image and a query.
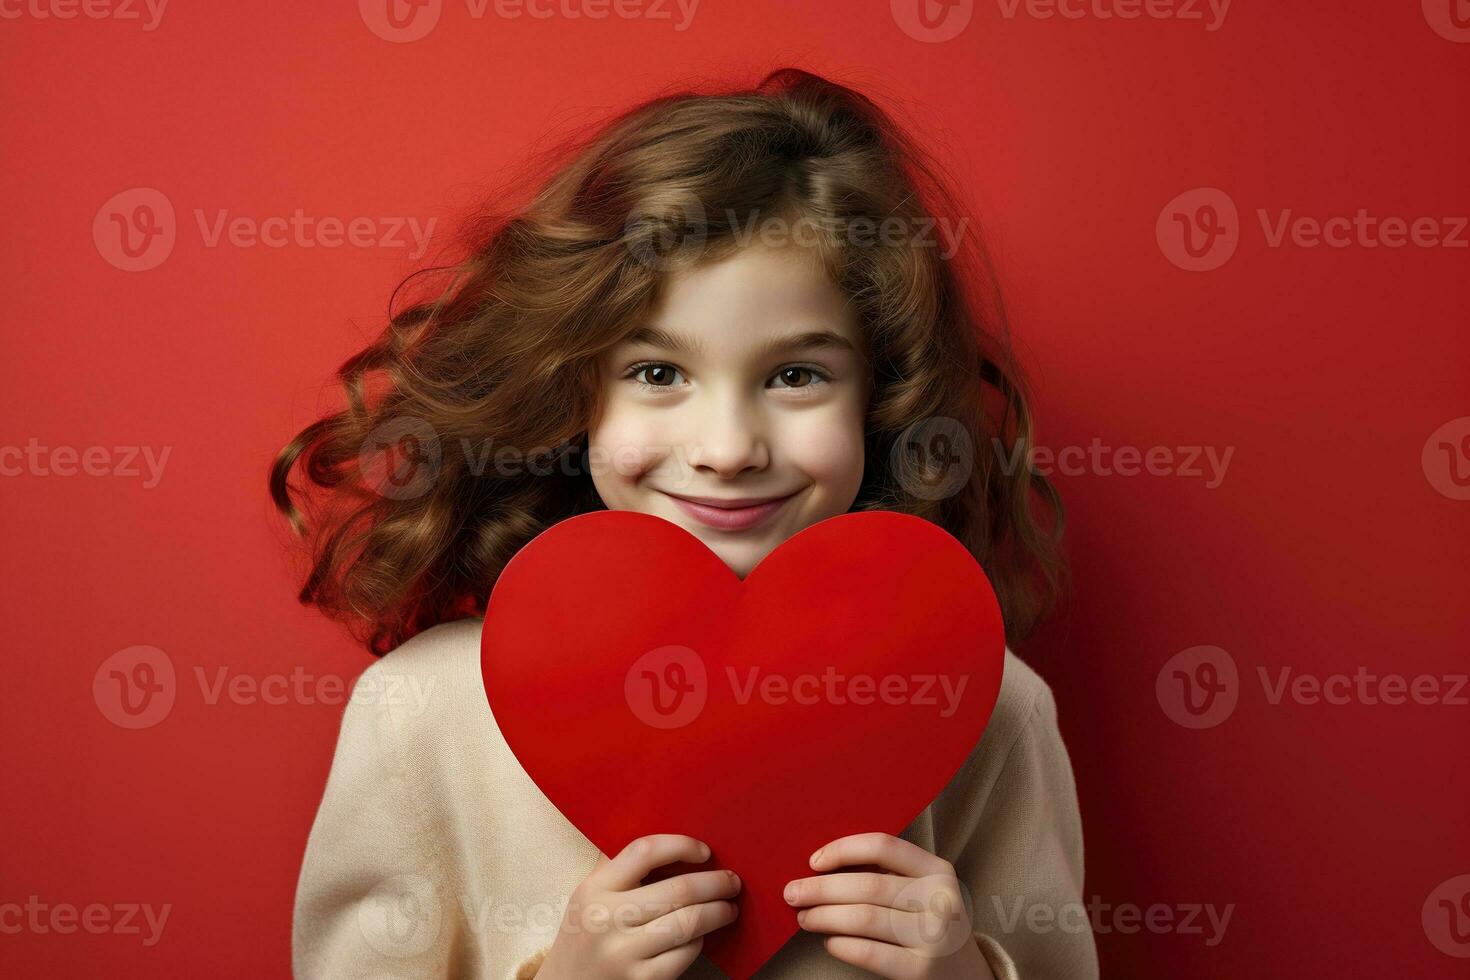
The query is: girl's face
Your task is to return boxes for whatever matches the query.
[588,239,870,578]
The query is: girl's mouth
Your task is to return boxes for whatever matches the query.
[659,489,800,531]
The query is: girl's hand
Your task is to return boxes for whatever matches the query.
[785,832,996,980]
[537,834,741,980]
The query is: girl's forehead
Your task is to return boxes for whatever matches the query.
[647,241,857,337]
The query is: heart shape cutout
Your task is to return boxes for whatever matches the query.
[481,509,1005,978]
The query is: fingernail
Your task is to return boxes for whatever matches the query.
[796,909,807,926]
[783,883,796,903]
[809,847,823,867]
[700,843,711,860]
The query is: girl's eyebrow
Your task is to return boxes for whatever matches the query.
[758,330,858,357]
[624,326,705,354]
[623,326,857,357]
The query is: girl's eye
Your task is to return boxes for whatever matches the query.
[627,362,685,388]
[623,362,831,391]
[769,365,830,390]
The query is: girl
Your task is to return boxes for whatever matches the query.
[274,67,1097,979]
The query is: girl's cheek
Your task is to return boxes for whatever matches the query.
[589,391,866,489]
[780,404,866,489]
[588,406,671,481]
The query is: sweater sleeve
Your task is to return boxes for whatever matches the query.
[957,684,1099,980]
[292,661,470,978]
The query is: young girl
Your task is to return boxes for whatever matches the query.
[274,68,1097,980]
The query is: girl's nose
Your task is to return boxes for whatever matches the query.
[687,395,769,478]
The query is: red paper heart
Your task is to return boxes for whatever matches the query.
[481,509,1005,979]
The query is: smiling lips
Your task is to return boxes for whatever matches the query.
[661,490,798,531]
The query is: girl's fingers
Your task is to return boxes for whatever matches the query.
[796,902,922,946]
[640,935,707,979]
[603,835,711,892]
[819,934,922,980]
[635,897,739,957]
[784,871,915,911]
[809,832,951,879]
[621,868,742,926]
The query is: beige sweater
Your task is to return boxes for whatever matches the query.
[292,617,1098,979]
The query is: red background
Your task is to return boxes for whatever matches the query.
[2,2,1466,976]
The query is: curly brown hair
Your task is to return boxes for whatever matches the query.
[268,67,1068,657]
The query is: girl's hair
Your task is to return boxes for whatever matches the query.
[268,67,1068,657]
